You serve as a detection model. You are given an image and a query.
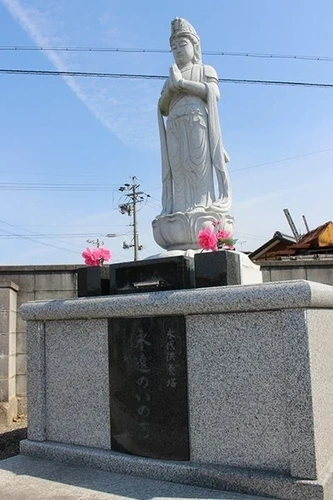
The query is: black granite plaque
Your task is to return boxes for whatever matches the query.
[194,250,241,288]
[108,315,189,460]
[109,256,195,295]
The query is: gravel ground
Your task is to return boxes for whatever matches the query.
[0,417,27,461]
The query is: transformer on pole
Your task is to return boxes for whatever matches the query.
[118,176,150,261]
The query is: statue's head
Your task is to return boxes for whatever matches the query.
[169,18,202,65]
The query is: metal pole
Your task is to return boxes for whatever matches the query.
[283,208,300,241]
[302,215,310,233]
[132,177,139,261]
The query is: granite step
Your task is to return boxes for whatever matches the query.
[0,455,277,500]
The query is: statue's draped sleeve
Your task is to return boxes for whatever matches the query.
[204,65,232,212]
[158,85,173,214]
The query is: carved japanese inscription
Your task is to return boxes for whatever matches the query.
[108,315,189,460]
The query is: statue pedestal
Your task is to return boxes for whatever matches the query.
[20,280,333,499]
[76,252,262,298]
[109,256,195,294]
[152,210,234,251]
[146,250,263,288]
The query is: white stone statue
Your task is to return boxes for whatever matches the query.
[152,17,234,251]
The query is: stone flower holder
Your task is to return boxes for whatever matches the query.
[194,250,241,288]
[77,266,110,297]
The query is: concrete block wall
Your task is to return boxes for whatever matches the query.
[259,258,333,286]
[0,265,79,421]
[0,281,19,425]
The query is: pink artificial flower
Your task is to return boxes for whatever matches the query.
[99,247,111,262]
[216,229,231,240]
[82,248,101,266]
[82,247,112,266]
[198,227,218,251]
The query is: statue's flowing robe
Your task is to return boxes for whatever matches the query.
[158,63,231,215]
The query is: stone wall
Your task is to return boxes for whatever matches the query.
[0,265,79,422]
[0,281,19,425]
[258,257,333,285]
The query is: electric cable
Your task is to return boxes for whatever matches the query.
[2,45,333,63]
[1,68,333,89]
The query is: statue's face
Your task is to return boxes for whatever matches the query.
[171,37,194,66]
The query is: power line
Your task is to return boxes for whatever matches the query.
[230,147,333,173]
[2,45,333,63]
[0,233,122,239]
[0,227,78,254]
[236,232,266,240]
[17,224,128,227]
[0,219,82,252]
[1,68,333,88]
[145,147,333,192]
[0,172,123,178]
[0,68,163,79]
[0,182,119,191]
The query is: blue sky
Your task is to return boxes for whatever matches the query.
[1,0,333,264]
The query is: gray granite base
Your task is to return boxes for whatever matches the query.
[20,280,333,500]
[20,440,329,500]
[0,454,276,500]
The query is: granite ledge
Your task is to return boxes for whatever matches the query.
[19,280,333,322]
[20,439,325,500]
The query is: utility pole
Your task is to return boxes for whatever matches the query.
[132,180,139,261]
[118,176,150,261]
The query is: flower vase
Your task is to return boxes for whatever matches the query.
[194,250,241,288]
[77,266,110,297]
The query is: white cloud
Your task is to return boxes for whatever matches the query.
[2,0,160,149]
